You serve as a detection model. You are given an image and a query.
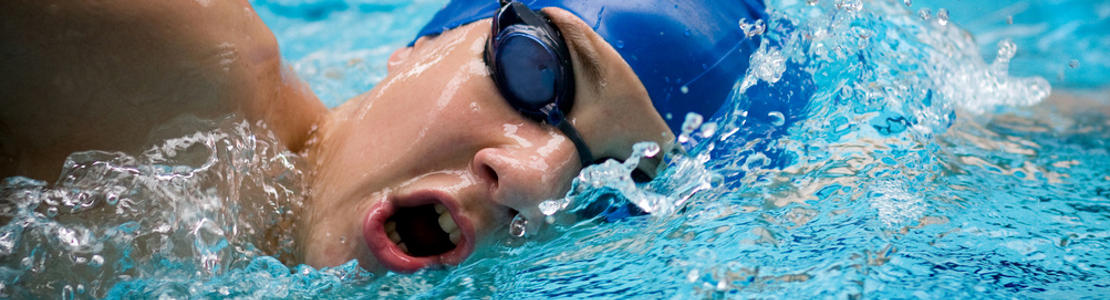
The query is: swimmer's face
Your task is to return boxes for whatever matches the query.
[298,8,673,274]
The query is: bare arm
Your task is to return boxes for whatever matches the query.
[0,0,325,180]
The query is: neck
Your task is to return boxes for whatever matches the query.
[253,66,329,153]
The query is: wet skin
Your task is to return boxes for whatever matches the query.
[0,1,673,274]
[300,9,673,273]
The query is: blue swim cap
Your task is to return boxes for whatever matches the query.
[413,0,768,132]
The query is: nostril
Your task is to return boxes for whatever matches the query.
[480,163,499,189]
[484,165,498,183]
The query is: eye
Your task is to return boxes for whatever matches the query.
[593,157,654,183]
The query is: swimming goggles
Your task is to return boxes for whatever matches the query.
[484,0,594,167]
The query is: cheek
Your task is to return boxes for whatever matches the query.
[515,129,580,191]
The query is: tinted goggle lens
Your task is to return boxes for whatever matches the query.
[494,32,559,112]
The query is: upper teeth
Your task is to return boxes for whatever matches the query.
[436,204,463,245]
[384,204,463,254]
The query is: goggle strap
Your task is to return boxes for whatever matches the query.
[554,118,594,168]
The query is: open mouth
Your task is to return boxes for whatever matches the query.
[362,191,475,273]
[385,203,461,256]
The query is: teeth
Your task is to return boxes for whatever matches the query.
[387,227,402,244]
[438,211,459,233]
[449,231,462,244]
[385,221,396,233]
[435,205,463,245]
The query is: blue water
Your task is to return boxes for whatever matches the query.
[2,0,1109,298]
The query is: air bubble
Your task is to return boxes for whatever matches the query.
[1068,59,1080,69]
[903,0,911,7]
[806,0,818,5]
[918,8,931,21]
[680,85,689,94]
[509,214,528,237]
[936,8,949,26]
[768,111,786,126]
[615,40,625,49]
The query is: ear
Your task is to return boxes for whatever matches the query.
[387,46,413,74]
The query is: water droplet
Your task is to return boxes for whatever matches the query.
[509,214,528,237]
[683,29,691,37]
[681,113,704,135]
[918,8,931,21]
[936,8,949,26]
[1007,16,1014,25]
[700,122,718,138]
[637,141,662,158]
[539,199,565,216]
[1068,59,1080,69]
[687,269,700,283]
[768,111,786,126]
[738,18,765,37]
[996,39,1017,63]
[680,85,689,94]
[839,87,853,99]
[614,40,625,49]
[836,0,862,11]
[806,0,818,5]
[62,285,75,299]
[903,0,911,7]
[752,19,766,36]
[106,193,119,205]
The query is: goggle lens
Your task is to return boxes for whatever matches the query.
[495,33,559,111]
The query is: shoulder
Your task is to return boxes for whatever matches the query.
[0,0,319,180]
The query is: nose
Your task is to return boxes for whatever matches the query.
[469,129,582,219]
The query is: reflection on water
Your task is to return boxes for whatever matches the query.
[2,0,1109,298]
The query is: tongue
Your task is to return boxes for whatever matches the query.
[393,205,454,257]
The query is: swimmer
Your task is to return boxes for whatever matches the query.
[0,0,767,274]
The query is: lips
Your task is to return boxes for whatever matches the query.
[362,190,476,273]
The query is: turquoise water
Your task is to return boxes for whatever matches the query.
[2,0,1108,298]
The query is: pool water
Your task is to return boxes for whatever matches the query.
[2,0,1108,298]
